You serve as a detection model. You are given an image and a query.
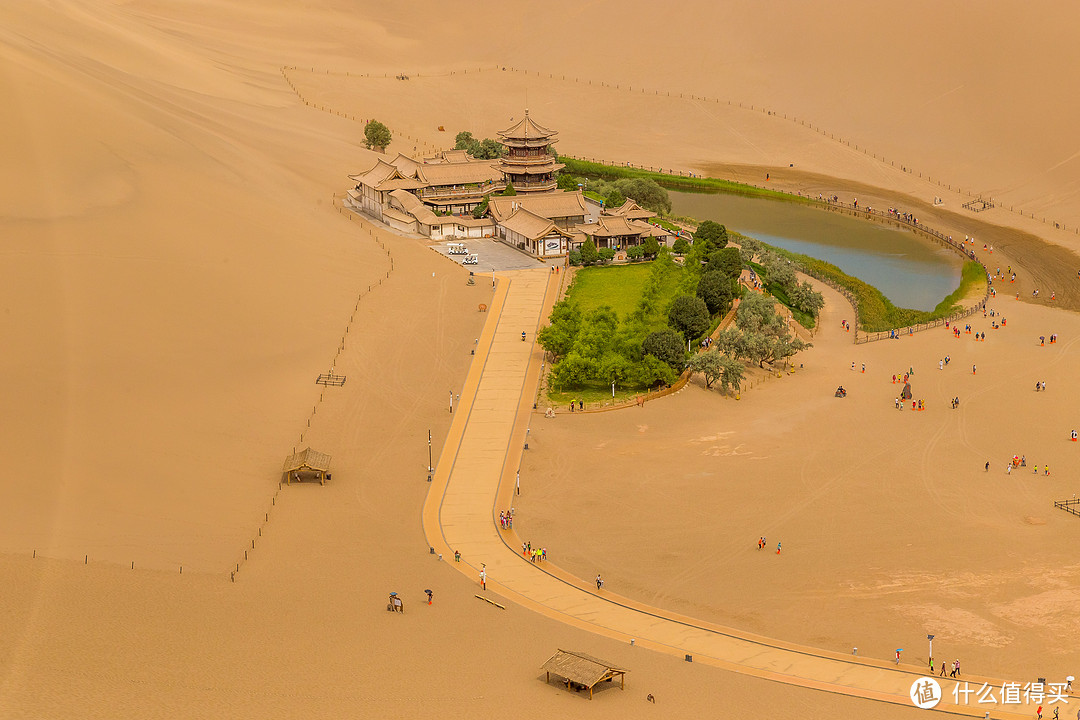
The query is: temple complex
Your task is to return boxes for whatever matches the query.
[346,111,673,257]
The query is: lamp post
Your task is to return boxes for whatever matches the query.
[927,634,935,666]
[427,430,433,482]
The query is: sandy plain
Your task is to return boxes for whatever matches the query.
[2,0,1080,717]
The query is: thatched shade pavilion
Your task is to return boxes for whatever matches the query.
[541,650,627,699]
[282,448,331,485]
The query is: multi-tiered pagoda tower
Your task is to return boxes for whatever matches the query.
[496,110,565,193]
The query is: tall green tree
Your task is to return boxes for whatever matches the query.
[690,350,744,393]
[471,196,489,219]
[580,238,599,265]
[604,188,626,209]
[696,271,736,316]
[689,349,725,389]
[733,292,811,367]
[556,173,584,191]
[642,329,688,371]
[537,300,581,361]
[630,354,679,387]
[763,253,797,289]
[641,236,662,259]
[716,353,745,394]
[364,120,392,152]
[788,280,825,318]
[667,295,710,340]
[693,220,728,249]
[612,178,672,214]
[706,247,743,280]
[454,131,475,150]
[478,138,505,159]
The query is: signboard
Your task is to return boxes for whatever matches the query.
[544,237,562,255]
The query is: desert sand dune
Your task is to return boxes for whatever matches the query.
[2,0,1079,716]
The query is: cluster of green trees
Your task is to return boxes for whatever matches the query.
[760,253,825,319]
[453,131,505,159]
[557,174,672,215]
[540,255,685,391]
[712,292,810,369]
[364,120,392,153]
[539,210,818,396]
[541,227,744,392]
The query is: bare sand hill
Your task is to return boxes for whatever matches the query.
[2,0,1080,716]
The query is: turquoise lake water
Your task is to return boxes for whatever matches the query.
[669,191,962,311]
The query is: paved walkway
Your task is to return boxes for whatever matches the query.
[422,268,1047,718]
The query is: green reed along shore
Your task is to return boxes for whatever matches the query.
[560,157,808,205]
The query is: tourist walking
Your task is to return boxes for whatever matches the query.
[479,565,487,591]
[596,574,604,590]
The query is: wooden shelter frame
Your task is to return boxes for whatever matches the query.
[541,649,626,700]
[282,448,332,485]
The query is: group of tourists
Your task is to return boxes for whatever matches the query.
[499,508,515,529]
[757,536,781,554]
[1040,334,1058,345]
[887,207,919,226]
[1003,455,1050,476]
[933,658,962,678]
[568,399,584,412]
[522,540,546,563]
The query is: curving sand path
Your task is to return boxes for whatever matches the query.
[422,266,1050,718]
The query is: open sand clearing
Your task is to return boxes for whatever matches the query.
[3,0,1080,716]
[521,283,1080,683]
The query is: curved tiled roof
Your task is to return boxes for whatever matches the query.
[497,110,559,142]
[488,191,589,223]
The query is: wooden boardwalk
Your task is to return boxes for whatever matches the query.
[422,267,1048,717]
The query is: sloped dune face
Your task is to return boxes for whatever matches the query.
[0,1,398,571]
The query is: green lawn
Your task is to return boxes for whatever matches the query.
[567,264,653,315]
[566,262,686,327]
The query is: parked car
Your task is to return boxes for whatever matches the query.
[463,254,479,265]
